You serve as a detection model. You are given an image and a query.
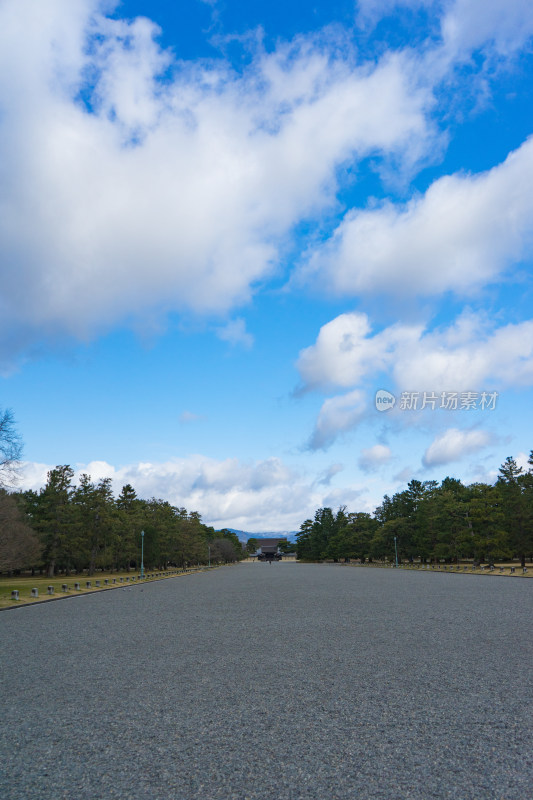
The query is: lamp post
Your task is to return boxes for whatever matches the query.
[140,530,145,579]
[208,544,211,568]
[394,536,398,568]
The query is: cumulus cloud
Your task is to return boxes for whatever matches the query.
[297,309,533,394]
[441,0,533,59]
[0,0,436,367]
[358,444,392,472]
[308,389,367,450]
[295,311,392,390]
[304,136,533,299]
[358,0,533,61]
[19,455,327,531]
[422,427,492,466]
[2,1,531,368]
[393,314,533,392]
[298,308,533,447]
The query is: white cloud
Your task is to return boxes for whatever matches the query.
[19,455,330,532]
[316,463,345,486]
[322,487,367,509]
[357,0,436,29]
[422,427,492,466]
[441,0,533,59]
[216,318,254,349]
[298,308,533,448]
[393,314,533,392]
[515,451,531,473]
[297,309,533,394]
[357,0,533,61]
[308,389,367,450]
[304,136,533,299]
[468,464,499,485]
[0,0,436,367]
[296,311,386,391]
[297,312,420,390]
[393,466,415,482]
[358,444,392,472]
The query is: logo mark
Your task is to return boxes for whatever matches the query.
[375,390,396,412]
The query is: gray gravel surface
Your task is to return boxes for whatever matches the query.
[0,563,532,800]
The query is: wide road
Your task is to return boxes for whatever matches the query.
[0,563,531,800]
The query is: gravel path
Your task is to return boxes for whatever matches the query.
[0,563,531,800]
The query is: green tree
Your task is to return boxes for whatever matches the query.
[277,538,293,554]
[414,479,471,563]
[115,484,143,570]
[431,488,472,562]
[34,466,76,577]
[295,507,348,561]
[497,456,528,566]
[467,483,509,563]
[521,451,533,565]
[72,475,117,575]
[328,512,378,561]
[373,483,430,562]
[310,507,337,560]
[296,519,313,560]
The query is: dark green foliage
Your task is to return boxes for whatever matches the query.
[277,538,293,554]
[296,507,350,561]
[299,452,533,565]
[10,467,226,576]
[4,449,533,574]
[31,466,77,577]
[497,454,533,567]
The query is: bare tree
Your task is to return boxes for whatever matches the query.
[0,491,41,573]
[210,538,238,563]
[0,408,23,489]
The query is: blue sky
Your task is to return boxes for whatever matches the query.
[1,0,533,531]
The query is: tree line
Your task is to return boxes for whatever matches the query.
[297,453,533,566]
[1,407,532,573]
[0,465,243,576]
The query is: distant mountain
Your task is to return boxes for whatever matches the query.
[225,528,298,544]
